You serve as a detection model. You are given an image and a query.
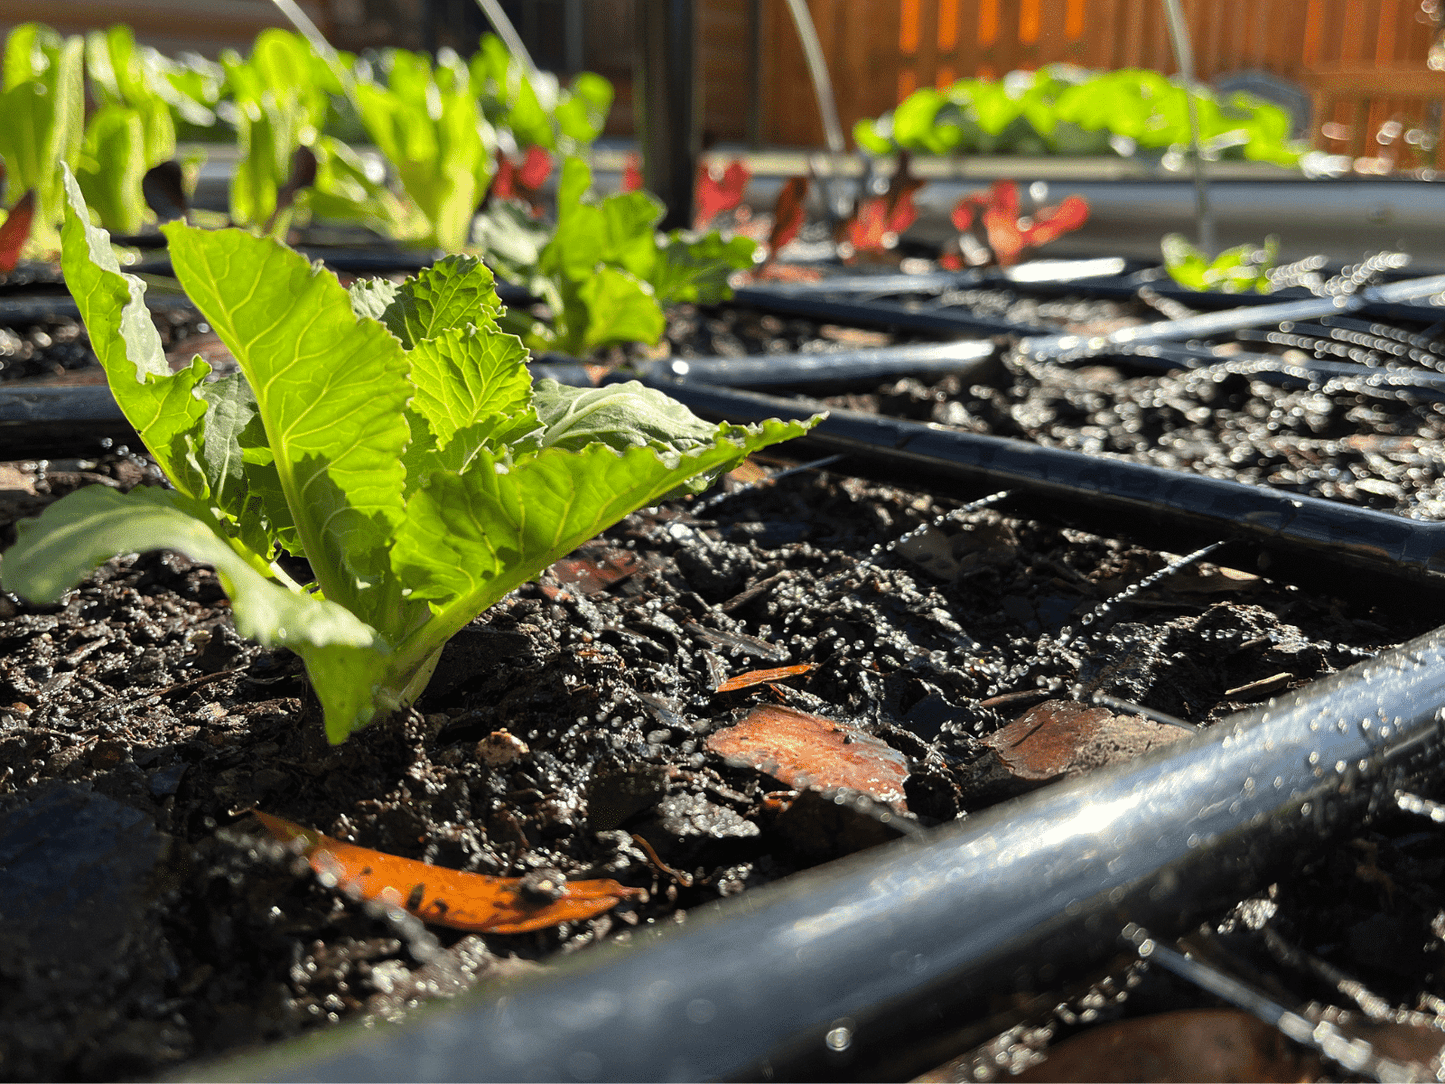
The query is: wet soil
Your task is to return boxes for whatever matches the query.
[5,277,1445,1080]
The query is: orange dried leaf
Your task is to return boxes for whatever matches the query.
[253,810,645,934]
[0,190,35,273]
[550,540,644,595]
[982,699,1190,784]
[714,663,813,693]
[705,704,909,808]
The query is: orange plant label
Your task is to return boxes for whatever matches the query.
[253,810,645,934]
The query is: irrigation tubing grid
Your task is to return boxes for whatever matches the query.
[11,260,1445,1079]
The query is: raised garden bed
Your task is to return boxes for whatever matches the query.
[8,245,1445,1080]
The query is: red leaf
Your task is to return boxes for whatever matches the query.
[950,192,986,232]
[843,196,891,257]
[705,704,909,808]
[987,178,1020,219]
[881,150,923,235]
[518,145,552,191]
[765,175,810,261]
[982,206,1025,266]
[884,186,919,236]
[0,190,35,273]
[1019,194,1090,247]
[621,153,644,193]
[938,251,964,271]
[490,151,516,201]
[713,662,814,693]
[253,810,646,934]
[694,158,751,229]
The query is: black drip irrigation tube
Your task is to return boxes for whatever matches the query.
[535,338,999,391]
[208,627,1445,1082]
[627,379,1445,607]
[730,285,1051,338]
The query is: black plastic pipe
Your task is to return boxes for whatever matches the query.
[1083,342,1445,404]
[207,624,1445,1082]
[539,340,999,390]
[739,258,1130,298]
[1020,272,1445,359]
[0,292,196,325]
[730,286,1050,337]
[626,380,1445,605]
[0,384,135,459]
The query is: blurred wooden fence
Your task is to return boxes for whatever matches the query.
[0,0,332,58]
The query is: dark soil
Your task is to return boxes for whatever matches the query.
[5,273,1445,1081]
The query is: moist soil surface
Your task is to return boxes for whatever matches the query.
[5,275,1445,1081]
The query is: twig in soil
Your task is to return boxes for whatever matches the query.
[862,488,1014,566]
[1257,926,1394,1022]
[1089,692,1199,733]
[1055,542,1222,650]
[1123,925,1413,1083]
[59,666,247,724]
[630,832,694,887]
[1394,790,1445,824]
[691,453,845,514]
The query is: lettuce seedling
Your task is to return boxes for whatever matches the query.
[353,46,496,250]
[469,33,613,157]
[1162,233,1279,293]
[0,23,83,248]
[479,157,758,356]
[0,171,816,743]
[854,66,1304,166]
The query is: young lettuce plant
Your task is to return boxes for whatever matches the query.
[0,171,816,743]
[478,156,758,356]
[0,23,83,249]
[1162,232,1279,293]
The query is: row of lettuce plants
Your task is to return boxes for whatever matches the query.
[0,22,611,247]
[853,65,1305,166]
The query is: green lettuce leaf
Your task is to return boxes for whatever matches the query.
[4,484,376,652]
[163,220,412,615]
[59,168,210,500]
[380,254,506,347]
[389,414,816,670]
[406,325,534,447]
